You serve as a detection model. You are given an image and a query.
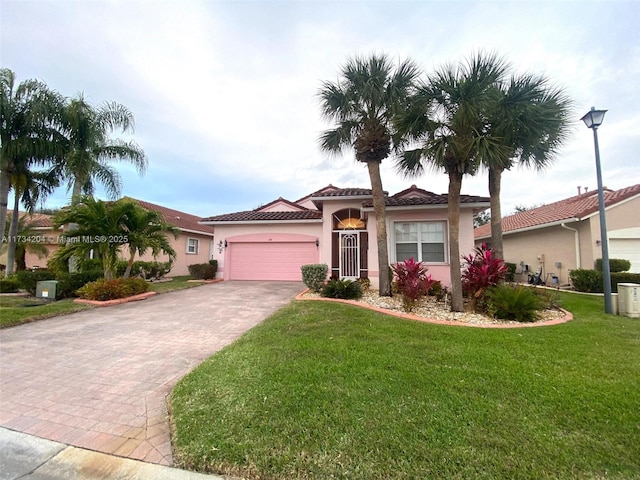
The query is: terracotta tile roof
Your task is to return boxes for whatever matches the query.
[125,198,215,236]
[474,183,640,239]
[363,193,490,208]
[294,184,340,204]
[9,212,54,228]
[391,185,438,199]
[201,210,323,223]
[256,197,307,212]
[311,187,378,198]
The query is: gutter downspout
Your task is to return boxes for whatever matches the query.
[561,222,581,270]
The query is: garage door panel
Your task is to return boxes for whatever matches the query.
[229,242,317,281]
[609,239,640,273]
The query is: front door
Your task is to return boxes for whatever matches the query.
[340,232,360,279]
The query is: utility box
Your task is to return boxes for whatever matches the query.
[617,283,640,318]
[36,280,58,300]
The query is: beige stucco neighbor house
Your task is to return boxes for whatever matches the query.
[474,184,640,285]
[200,184,490,288]
[126,199,215,276]
[8,199,215,277]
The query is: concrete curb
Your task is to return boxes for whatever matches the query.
[0,427,223,480]
[73,291,157,307]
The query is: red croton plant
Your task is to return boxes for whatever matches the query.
[461,243,508,311]
[391,257,435,312]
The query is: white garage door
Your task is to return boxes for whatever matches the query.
[228,242,317,281]
[609,238,640,273]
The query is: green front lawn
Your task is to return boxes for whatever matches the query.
[1,275,212,328]
[170,292,640,480]
[0,296,94,328]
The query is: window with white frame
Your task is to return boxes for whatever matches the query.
[394,221,447,263]
[186,238,199,254]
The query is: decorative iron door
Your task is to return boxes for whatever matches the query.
[340,233,360,279]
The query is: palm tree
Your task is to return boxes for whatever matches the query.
[54,94,148,204]
[4,167,58,275]
[51,196,137,280]
[0,68,64,245]
[395,53,510,312]
[318,53,420,296]
[121,202,179,278]
[485,74,572,260]
[2,213,49,272]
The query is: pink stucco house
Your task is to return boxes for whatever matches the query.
[200,185,490,288]
[11,199,215,277]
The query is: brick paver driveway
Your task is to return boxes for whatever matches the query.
[0,281,303,466]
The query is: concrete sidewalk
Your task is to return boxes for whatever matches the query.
[0,428,224,479]
[0,281,303,477]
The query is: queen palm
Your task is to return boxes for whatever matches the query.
[0,68,64,245]
[318,54,420,296]
[485,74,572,260]
[395,53,511,312]
[55,94,147,204]
[121,202,179,278]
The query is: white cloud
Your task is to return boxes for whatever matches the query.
[2,0,638,218]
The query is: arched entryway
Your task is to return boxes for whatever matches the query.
[331,208,368,280]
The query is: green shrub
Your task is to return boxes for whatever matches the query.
[428,281,447,301]
[301,264,328,293]
[188,263,217,280]
[321,278,362,300]
[505,262,517,282]
[594,258,631,272]
[569,269,603,293]
[14,269,57,295]
[611,272,640,292]
[487,284,543,322]
[76,277,149,301]
[115,260,172,279]
[0,277,20,293]
[55,271,104,298]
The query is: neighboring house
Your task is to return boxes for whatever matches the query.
[474,184,640,285]
[2,212,62,270]
[7,200,215,277]
[201,185,490,288]
[124,198,215,276]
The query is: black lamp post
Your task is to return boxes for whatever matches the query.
[580,107,613,314]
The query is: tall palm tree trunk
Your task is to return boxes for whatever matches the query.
[488,167,504,260]
[367,161,392,296]
[448,172,464,312]
[5,192,21,276]
[0,169,11,246]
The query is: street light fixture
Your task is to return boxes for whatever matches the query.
[581,106,613,314]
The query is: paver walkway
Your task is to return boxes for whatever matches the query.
[0,281,303,466]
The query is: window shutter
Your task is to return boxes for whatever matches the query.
[359,231,368,278]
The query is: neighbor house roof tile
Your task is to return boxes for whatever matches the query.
[126,198,215,235]
[474,183,640,239]
[9,212,54,228]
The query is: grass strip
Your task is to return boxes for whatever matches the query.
[171,292,640,480]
